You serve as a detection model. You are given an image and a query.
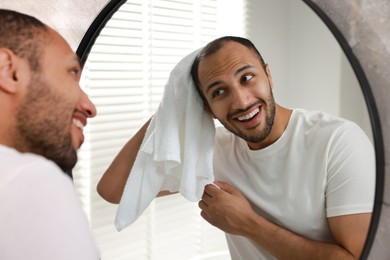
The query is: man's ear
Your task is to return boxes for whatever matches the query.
[0,48,20,94]
[265,64,273,88]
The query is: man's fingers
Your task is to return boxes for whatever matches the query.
[200,210,209,221]
[201,191,213,205]
[198,199,208,209]
[204,183,220,197]
[215,180,236,194]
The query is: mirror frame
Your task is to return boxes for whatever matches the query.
[77,0,127,65]
[76,0,387,259]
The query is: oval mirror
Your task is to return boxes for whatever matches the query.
[75,0,382,259]
[0,0,387,259]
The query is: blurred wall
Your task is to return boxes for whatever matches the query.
[246,0,372,139]
[0,0,109,50]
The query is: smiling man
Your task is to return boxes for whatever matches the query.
[192,36,375,259]
[96,36,375,260]
[0,9,99,259]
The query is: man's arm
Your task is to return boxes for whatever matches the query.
[97,117,152,204]
[199,181,370,260]
[328,213,371,258]
[97,116,176,203]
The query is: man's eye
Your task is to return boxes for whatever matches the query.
[241,74,253,84]
[70,68,79,76]
[212,89,225,98]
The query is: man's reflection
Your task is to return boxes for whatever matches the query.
[98,36,375,259]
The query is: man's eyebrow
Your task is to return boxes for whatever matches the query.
[206,81,222,94]
[205,64,255,94]
[72,56,82,68]
[235,64,255,76]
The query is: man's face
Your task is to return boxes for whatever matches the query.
[15,29,96,171]
[198,42,276,148]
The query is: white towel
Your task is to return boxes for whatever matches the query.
[115,48,215,231]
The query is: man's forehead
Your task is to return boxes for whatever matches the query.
[44,28,78,62]
[200,43,256,70]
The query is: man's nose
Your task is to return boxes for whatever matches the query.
[78,90,97,118]
[231,86,251,111]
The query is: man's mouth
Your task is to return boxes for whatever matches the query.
[72,118,84,129]
[237,107,260,122]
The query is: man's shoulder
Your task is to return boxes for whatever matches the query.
[0,145,69,186]
[292,109,370,149]
[293,108,356,133]
[1,145,59,169]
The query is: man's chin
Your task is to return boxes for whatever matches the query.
[51,149,78,173]
[57,157,78,173]
[71,137,83,150]
[71,125,85,148]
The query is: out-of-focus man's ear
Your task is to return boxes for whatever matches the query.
[0,48,19,94]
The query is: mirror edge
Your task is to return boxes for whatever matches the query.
[71,0,127,190]
[76,0,386,258]
[76,0,127,66]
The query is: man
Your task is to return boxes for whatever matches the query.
[0,9,99,259]
[193,36,374,259]
[97,36,375,259]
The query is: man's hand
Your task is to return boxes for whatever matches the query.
[198,181,256,235]
[198,180,370,260]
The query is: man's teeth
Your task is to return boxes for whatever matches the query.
[73,118,84,129]
[237,108,259,121]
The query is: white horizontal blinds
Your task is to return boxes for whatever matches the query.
[77,2,152,259]
[75,0,246,259]
[149,0,192,111]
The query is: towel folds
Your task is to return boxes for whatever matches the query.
[115,49,216,231]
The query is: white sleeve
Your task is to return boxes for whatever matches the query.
[1,160,100,260]
[325,122,376,217]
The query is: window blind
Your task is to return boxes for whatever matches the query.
[74,1,246,259]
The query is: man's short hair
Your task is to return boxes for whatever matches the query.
[191,36,267,100]
[0,9,48,71]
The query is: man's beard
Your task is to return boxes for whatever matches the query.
[222,91,276,144]
[14,75,77,172]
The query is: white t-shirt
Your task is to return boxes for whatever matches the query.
[213,109,375,260]
[0,145,100,260]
